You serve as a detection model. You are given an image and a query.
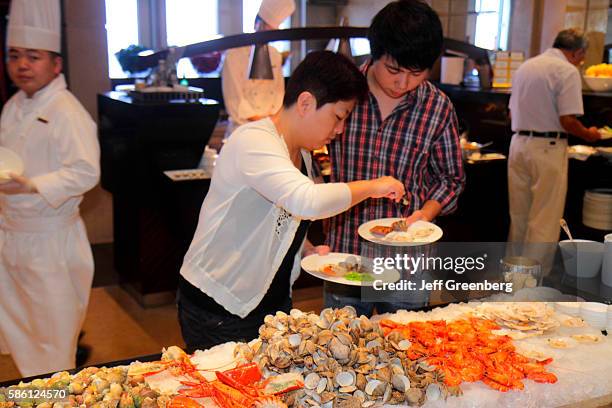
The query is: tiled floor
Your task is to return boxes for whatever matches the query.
[0,284,324,382]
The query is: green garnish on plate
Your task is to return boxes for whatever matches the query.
[344,272,374,282]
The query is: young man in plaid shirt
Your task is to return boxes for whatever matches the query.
[324,0,465,315]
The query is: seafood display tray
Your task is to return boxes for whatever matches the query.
[2,304,612,407]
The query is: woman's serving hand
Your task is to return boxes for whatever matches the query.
[369,176,405,201]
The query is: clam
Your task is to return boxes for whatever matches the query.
[305,373,321,390]
[259,326,278,340]
[304,355,315,369]
[418,361,437,372]
[355,373,367,391]
[316,377,328,394]
[320,391,335,404]
[391,374,410,392]
[356,350,370,364]
[330,320,348,333]
[317,330,333,346]
[382,383,393,403]
[355,364,373,375]
[358,316,373,332]
[425,383,442,401]
[339,385,357,393]
[376,366,392,383]
[318,308,335,329]
[304,389,322,403]
[353,390,366,403]
[336,332,353,346]
[335,371,356,387]
[329,337,351,361]
[290,308,304,319]
[364,379,385,397]
[405,388,424,405]
[388,390,406,405]
[365,340,381,352]
[271,351,292,368]
[288,333,302,348]
[303,397,321,407]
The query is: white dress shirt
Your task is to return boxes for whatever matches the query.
[509,48,584,132]
[180,118,352,317]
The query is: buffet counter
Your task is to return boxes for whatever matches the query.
[1,304,611,407]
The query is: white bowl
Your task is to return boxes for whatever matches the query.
[0,147,23,183]
[584,76,612,92]
[559,240,604,278]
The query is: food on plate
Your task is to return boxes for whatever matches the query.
[460,139,481,150]
[344,271,374,282]
[473,302,559,335]
[547,337,575,349]
[369,225,393,237]
[585,63,612,78]
[319,256,376,282]
[370,220,435,242]
[561,316,586,328]
[571,334,603,344]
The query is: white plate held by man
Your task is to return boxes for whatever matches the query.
[358,218,443,247]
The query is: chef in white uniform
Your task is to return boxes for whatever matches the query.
[0,0,100,377]
[508,29,600,246]
[221,0,295,137]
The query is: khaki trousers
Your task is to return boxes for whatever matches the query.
[508,134,568,243]
[507,135,568,271]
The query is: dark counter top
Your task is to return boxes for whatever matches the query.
[435,82,612,98]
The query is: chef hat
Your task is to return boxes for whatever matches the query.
[258,0,295,29]
[7,0,61,53]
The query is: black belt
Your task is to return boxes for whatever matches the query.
[517,130,568,139]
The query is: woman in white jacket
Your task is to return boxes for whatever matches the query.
[179,51,404,350]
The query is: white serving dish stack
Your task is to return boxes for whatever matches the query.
[608,305,612,331]
[580,302,608,330]
[555,302,582,316]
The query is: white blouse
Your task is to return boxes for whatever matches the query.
[180,118,352,317]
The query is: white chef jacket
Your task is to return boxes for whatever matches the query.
[509,48,584,132]
[180,118,351,318]
[221,46,285,136]
[0,74,100,377]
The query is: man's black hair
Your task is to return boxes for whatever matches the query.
[553,28,588,51]
[283,50,368,108]
[368,0,443,72]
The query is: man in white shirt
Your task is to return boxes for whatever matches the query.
[0,0,100,377]
[221,0,295,137]
[508,29,600,245]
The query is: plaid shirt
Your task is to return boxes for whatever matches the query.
[326,77,465,254]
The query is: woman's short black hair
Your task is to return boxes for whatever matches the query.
[368,0,443,72]
[283,50,368,108]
